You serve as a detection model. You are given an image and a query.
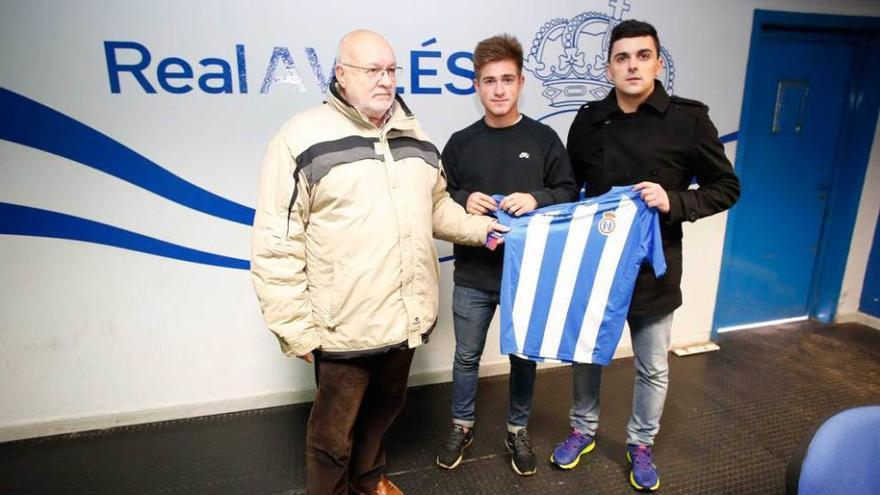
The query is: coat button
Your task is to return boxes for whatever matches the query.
[603,119,611,125]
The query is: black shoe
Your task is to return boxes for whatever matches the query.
[436,424,474,469]
[505,429,537,476]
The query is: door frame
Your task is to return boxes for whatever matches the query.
[712,10,880,338]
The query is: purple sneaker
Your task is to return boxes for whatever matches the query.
[627,444,660,491]
[550,430,596,469]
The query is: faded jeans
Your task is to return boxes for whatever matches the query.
[569,312,674,446]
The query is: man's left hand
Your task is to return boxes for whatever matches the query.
[633,182,670,214]
[499,193,538,217]
[485,221,510,250]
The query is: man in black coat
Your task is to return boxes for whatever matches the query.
[549,20,740,492]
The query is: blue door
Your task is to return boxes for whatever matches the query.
[714,32,855,329]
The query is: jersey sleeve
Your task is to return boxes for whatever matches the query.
[642,206,667,278]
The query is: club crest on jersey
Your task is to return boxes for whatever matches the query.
[598,211,616,235]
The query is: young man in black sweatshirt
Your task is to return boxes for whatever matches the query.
[435,34,577,476]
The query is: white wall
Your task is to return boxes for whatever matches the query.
[2,0,879,441]
[838,122,880,318]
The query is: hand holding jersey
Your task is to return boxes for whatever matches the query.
[499,192,539,216]
[466,191,497,214]
[467,191,531,248]
[487,220,510,243]
[633,182,671,214]
[467,191,538,217]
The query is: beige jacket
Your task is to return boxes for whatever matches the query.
[251,86,491,358]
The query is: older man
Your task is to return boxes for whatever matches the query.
[251,30,506,495]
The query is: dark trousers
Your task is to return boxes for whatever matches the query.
[306,347,415,495]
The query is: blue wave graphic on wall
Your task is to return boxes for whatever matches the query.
[0,202,249,270]
[0,87,739,270]
[0,87,255,225]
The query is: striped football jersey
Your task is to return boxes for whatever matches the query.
[496,186,666,365]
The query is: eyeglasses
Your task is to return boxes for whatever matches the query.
[340,63,402,81]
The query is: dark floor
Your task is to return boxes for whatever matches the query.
[2,321,880,495]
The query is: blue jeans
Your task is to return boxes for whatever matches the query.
[450,284,537,430]
[569,312,674,446]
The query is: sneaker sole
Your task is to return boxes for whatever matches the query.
[436,437,473,470]
[629,470,660,492]
[626,452,660,492]
[504,439,537,476]
[550,439,596,470]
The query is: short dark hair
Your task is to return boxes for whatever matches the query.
[608,20,661,60]
[473,34,523,78]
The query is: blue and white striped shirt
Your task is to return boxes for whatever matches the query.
[496,186,666,365]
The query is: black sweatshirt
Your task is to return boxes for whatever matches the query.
[443,115,577,291]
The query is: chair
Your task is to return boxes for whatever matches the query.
[786,405,880,495]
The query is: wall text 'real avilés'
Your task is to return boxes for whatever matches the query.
[103,38,475,96]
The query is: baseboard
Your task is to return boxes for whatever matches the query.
[0,390,314,444]
[836,311,880,330]
[0,348,632,443]
[0,359,554,443]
